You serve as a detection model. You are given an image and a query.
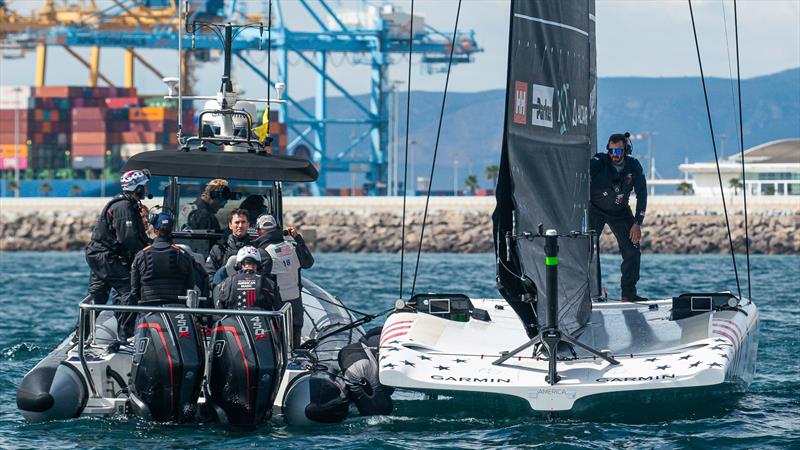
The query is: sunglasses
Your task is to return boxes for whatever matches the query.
[607,148,624,156]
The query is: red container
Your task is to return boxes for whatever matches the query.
[72,107,109,121]
[0,110,31,121]
[105,97,141,109]
[119,131,175,145]
[35,86,82,98]
[71,121,108,132]
[72,132,109,145]
[71,144,108,156]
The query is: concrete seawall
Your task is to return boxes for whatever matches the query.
[1,196,797,254]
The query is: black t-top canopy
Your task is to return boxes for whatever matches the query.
[122,150,318,182]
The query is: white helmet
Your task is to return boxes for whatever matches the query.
[120,169,149,191]
[236,246,261,265]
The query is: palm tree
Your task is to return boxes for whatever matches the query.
[677,181,693,196]
[485,164,499,189]
[464,175,479,195]
[728,178,743,196]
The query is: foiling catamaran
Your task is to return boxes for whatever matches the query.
[16,8,392,427]
[378,0,759,419]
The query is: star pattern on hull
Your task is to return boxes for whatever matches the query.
[718,353,729,359]
[656,365,670,371]
[435,365,450,371]
[383,363,397,369]
[689,361,701,368]
[386,347,400,352]
[679,354,692,360]
[454,358,467,363]
[645,357,658,362]
[708,362,722,368]
[418,355,432,361]
[388,340,400,344]
[403,360,416,367]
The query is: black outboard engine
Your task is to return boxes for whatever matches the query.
[207,313,284,427]
[339,327,394,416]
[128,307,204,422]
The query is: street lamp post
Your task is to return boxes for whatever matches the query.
[12,87,22,198]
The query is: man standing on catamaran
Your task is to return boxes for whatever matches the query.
[589,132,648,302]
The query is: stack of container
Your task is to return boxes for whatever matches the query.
[0,86,34,171]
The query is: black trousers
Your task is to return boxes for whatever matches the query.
[285,297,305,349]
[590,207,641,299]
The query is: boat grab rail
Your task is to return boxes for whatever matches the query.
[76,296,293,398]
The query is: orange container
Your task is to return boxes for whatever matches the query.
[0,144,28,158]
[129,107,178,122]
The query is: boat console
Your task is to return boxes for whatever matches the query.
[408,293,490,323]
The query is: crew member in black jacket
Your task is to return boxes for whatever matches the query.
[120,212,196,339]
[84,169,151,306]
[589,132,648,302]
[205,209,253,282]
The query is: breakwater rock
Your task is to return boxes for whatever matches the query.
[1,201,797,254]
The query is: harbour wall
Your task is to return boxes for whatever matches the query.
[0,197,797,254]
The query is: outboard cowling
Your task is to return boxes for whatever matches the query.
[207,312,284,427]
[128,307,204,422]
[339,327,394,416]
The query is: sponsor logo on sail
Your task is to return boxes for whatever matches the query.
[530,83,554,128]
[513,81,527,124]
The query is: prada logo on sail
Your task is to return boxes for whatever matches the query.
[530,84,554,128]
[513,81,527,124]
[596,374,676,383]
[431,375,511,383]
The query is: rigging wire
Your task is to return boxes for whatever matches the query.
[720,1,743,155]
[266,0,273,118]
[410,0,462,296]
[398,0,415,301]
[733,0,753,301]
[688,0,742,298]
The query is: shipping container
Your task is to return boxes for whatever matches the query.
[71,144,109,156]
[0,157,27,170]
[118,143,163,159]
[72,107,109,121]
[129,106,178,122]
[72,132,110,145]
[127,121,177,133]
[71,155,105,169]
[0,144,29,158]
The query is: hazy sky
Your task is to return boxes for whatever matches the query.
[0,0,798,97]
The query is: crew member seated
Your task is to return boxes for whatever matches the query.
[185,179,230,233]
[253,214,314,348]
[205,208,253,283]
[216,246,278,310]
[119,212,196,339]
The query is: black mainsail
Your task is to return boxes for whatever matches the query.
[493,0,597,337]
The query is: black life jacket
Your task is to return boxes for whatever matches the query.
[138,239,192,305]
[89,194,135,254]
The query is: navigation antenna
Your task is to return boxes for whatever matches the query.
[161,11,286,154]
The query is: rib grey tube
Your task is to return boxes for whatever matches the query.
[493,0,596,336]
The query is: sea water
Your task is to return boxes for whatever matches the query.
[1,253,798,449]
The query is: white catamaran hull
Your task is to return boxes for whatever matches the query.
[379,298,758,413]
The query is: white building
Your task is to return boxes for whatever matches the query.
[679,138,800,197]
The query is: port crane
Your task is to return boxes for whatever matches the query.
[0,0,481,194]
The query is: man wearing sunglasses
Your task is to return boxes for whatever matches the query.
[589,132,648,302]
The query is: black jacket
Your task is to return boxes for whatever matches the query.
[589,153,648,224]
[87,193,149,263]
[129,236,196,306]
[186,198,222,233]
[204,232,253,279]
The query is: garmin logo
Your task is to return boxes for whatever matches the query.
[530,83,554,128]
[596,374,676,383]
[513,81,527,124]
[431,375,511,383]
